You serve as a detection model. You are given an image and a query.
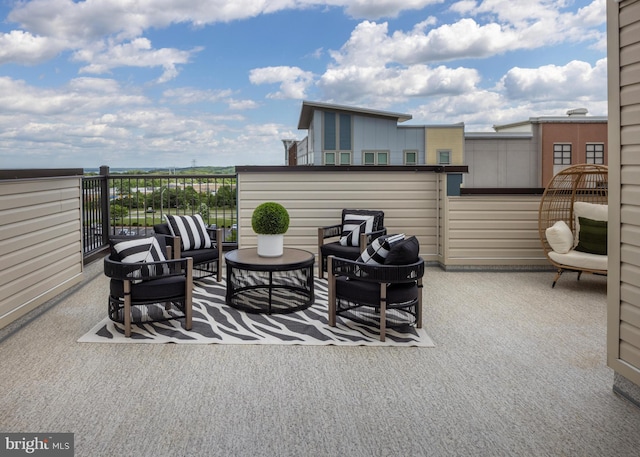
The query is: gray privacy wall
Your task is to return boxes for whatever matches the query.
[0,170,84,329]
[235,166,548,269]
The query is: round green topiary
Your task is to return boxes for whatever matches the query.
[251,202,290,234]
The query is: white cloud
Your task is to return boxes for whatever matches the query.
[0,30,63,64]
[249,66,315,99]
[499,58,607,102]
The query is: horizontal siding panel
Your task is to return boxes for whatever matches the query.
[449,210,538,221]
[0,261,82,322]
[621,224,640,247]
[0,210,79,242]
[621,41,640,68]
[449,230,541,241]
[621,165,640,184]
[0,178,80,196]
[0,246,80,296]
[448,239,542,249]
[0,232,80,273]
[621,283,640,311]
[621,204,640,225]
[620,341,640,371]
[619,0,640,28]
[0,198,80,225]
[621,322,640,353]
[621,145,640,164]
[622,244,640,269]
[621,19,640,48]
[449,220,538,231]
[621,185,640,205]
[621,103,640,126]
[621,263,640,286]
[621,301,640,329]
[0,187,78,211]
[621,121,640,144]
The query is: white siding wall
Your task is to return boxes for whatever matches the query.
[237,169,549,270]
[608,0,640,387]
[237,170,440,264]
[443,195,548,267]
[0,176,83,329]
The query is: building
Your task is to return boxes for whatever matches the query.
[295,100,465,166]
[493,108,608,187]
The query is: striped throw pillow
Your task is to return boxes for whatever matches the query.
[339,214,375,247]
[357,234,405,265]
[165,214,212,251]
[112,237,169,282]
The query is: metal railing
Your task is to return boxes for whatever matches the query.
[82,166,238,260]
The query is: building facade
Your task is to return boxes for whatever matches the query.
[295,100,465,166]
[493,108,608,187]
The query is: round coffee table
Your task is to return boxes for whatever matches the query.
[224,248,315,314]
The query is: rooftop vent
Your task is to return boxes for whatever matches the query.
[567,108,588,116]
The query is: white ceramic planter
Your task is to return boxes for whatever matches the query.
[257,234,284,257]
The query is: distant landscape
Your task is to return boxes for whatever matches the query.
[84,166,236,175]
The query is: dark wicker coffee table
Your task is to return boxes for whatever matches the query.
[224,248,315,314]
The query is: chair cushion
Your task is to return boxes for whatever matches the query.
[110,276,186,301]
[180,247,219,264]
[545,220,574,254]
[574,202,607,245]
[111,237,169,281]
[336,277,418,307]
[339,213,375,247]
[357,234,405,265]
[575,217,607,255]
[385,236,420,265]
[320,241,362,261]
[153,223,172,235]
[165,214,212,251]
[548,249,608,271]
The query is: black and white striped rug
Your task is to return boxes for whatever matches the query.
[78,278,434,347]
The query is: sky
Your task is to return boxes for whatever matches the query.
[0,0,608,169]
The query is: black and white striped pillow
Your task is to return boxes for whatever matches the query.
[357,234,405,265]
[165,214,212,251]
[339,214,375,247]
[112,237,169,282]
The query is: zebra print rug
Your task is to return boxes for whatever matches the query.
[78,278,434,347]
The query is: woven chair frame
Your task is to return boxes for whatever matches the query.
[538,164,608,280]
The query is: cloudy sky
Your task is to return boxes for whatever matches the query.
[0,0,607,170]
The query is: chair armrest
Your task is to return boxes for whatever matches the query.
[104,255,190,281]
[361,228,387,247]
[329,255,424,283]
[318,224,342,241]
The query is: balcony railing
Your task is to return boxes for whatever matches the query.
[82,166,237,260]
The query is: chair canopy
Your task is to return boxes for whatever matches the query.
[538,164,608,258]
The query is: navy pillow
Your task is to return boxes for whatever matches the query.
[385,236,419,265]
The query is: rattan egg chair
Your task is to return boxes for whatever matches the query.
[538,164,608,287]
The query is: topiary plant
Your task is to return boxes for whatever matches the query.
[251,202,290,234]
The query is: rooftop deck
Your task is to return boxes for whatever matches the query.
[1,259,638,457]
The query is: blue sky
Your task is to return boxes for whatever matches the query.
[0,0,607,169]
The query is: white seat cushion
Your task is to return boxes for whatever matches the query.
[548,250,608,271]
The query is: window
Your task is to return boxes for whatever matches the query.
[404,150,418,165]
[586,143,604,164]
[363,151,389,165]
[438,150,451,165]
[325,151,351,165]
[323,111,351,151]
[554,144,572,165]
[325,152,336,165]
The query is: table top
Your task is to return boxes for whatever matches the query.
[224,248,314,269]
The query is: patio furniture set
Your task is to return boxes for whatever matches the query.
[104,210,425,341]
